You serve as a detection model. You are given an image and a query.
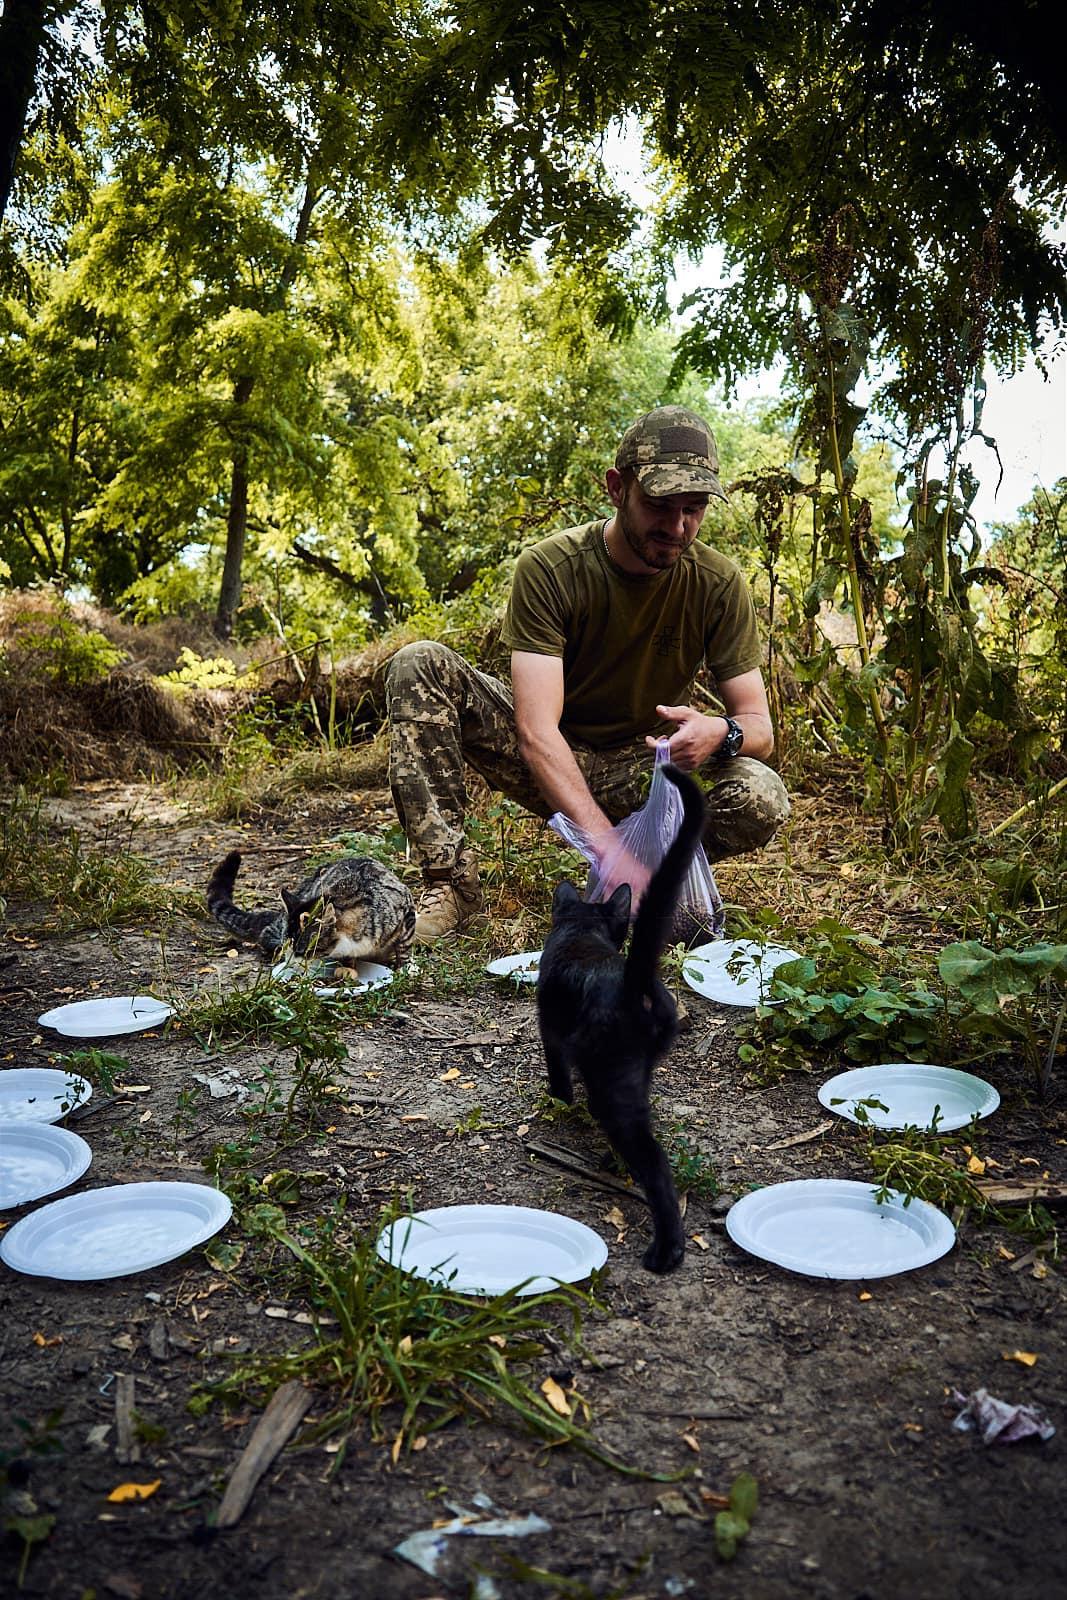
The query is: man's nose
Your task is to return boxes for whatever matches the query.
[661,504,686,534]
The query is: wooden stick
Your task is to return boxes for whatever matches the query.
[525,1139,648,1206]
[974,1179,1067,1207]
[114,1374,139,1464]
[216,1380,313,1530]
[989,774,1067,838]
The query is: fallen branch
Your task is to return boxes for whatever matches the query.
[973,1179,1067,1208]
[989,774,1067,838]
[216,1379,314,1530]
[525,1139,648,1206]
[114,1374,139,1465]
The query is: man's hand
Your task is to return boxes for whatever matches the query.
[645,672,776,766]
[590,833,652,910]
[644,704,722,769]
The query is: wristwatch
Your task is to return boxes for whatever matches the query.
[716,715,744,762]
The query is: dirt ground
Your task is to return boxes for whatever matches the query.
[1,779,1064,1600]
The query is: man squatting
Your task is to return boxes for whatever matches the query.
[385,404,791,940]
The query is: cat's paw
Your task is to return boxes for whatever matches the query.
[642,1234,686,1274]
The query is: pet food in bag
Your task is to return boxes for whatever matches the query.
[549,740,725,946]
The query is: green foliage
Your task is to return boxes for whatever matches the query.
[0,600,125,686]
[53,1048,127,1097]
[161,648,247,692]
[1,1409,63,1589]
[734,919,946,1078]
[939,941,1067,1095]
[662,1127,720,1201]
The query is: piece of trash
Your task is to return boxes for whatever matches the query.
[393,1508,551,1579]
[950,1387,1055,1444]
[192,1071,246,1101]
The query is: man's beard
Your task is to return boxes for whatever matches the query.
[617,496,691,571]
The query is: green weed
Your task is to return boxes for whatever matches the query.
[192,1199,662,1476]
[0,789,200,932]
[663,1127,720,1200]
[52,1048,128,1097]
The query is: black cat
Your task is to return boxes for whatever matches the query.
[536,764,706,1273]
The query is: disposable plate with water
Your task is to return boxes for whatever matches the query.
[726,1178,955,1279]
[818,1062,1000,1132]
[376,1204,607,1296]
[0,1123,93,1209]
[683,940,802,1006]
[0,1068,92,1123]
[485,951,542,985]
[0,1181,233,1280]
[271,957,394,997]
[37,995,172,1038]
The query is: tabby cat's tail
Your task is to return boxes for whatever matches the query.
[206,850,285,952]
[622,765,706,1001]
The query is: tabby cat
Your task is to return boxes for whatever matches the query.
[206,850,415,968]
[536,764,705,1273]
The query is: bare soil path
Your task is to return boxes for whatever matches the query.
[1,782,1064,1600]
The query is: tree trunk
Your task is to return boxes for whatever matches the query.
[0,0,47,225]
[214,408,252,640]
[212,172,321,639]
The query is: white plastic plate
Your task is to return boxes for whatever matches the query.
[376,1204,608,1296]
[486,951,542,985]
[726,1178,955,1279]
[37,995,172,1038]
[0,1068,92,1123]
[0,1123,93,1209]
[270,957,394,997]
[0,1181,233,1280]
[683,941,802,1006]
[818,1062,1000,1132]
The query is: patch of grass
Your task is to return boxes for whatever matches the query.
[529,1091,598,1133]
[170,969,350,1130]
[193,1199,660,1477]
[414,940,495,998]
[0,789,200,932]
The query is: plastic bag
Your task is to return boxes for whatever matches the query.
[548,739,725,945]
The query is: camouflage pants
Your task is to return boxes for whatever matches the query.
[385,640,791,872]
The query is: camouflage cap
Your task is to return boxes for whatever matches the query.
[615,404,728,501]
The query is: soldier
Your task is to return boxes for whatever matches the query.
[385,404,791,940]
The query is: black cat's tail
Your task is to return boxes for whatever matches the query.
[622,765,706,1002]
[206,851,285,951]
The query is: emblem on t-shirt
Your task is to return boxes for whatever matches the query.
[653,624,680,657]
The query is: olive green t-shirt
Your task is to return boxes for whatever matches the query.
[501,519,762,749]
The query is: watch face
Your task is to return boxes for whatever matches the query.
[722,718,743,758]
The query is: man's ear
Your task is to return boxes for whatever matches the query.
[604,466,625,508]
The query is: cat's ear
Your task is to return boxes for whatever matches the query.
[280,888,299,915]
[606,883,632,920]
[552,880,580,912]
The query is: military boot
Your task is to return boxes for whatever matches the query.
[414,850,483,942]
